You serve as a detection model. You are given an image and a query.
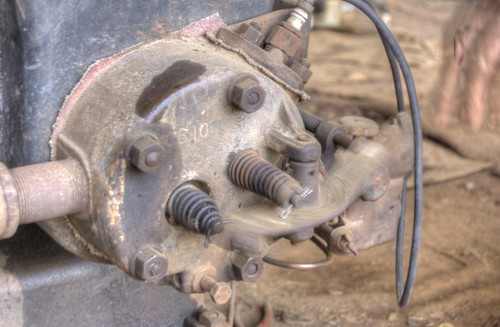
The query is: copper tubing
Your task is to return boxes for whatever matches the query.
[0,159,88,239]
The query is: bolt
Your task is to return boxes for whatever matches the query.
[329,228,359,256]
[134,248,168,282]
[247,92,260,106]
[229,75,266,113]
[245,263,259,275]
[200,275,232,305]
[239,22,263,44]
[145,151,160,167]
[128,135,166,173]
[232,254,264,282]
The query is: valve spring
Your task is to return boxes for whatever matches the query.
[299,110,322,133]
[168,184,223,235]
[229,150,301,205]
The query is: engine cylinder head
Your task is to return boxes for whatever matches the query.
[228,150,301,206]
[167,184,223,235]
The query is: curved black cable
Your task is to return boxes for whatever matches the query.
[396,179,407,297]
[360,0,409,302]
[361,0,405,113]
[342,0,424,307]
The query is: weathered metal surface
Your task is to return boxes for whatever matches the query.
[0,159,88,239]
[224,113,413,236]
[29,28,414,292]
[46,32,311,291]
[10,159,88,224]
[0,1,420,323]
[0,225,198,327]
[0,1,275,167]
[216,9,311,91]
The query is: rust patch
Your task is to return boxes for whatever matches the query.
[136,60,207,120]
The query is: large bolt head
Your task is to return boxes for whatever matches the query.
[229,75,266,113]
[134,248,168,282]
[128,135,166,173]
[232,255,264,282]
[209,282,233,305]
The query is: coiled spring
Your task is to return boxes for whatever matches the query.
[229,150,301,206]
[167,183,223,235]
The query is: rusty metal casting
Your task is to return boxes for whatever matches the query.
[0,9,417,303]
[216,9,311,91]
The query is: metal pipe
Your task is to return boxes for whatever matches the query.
[0,159,88,239]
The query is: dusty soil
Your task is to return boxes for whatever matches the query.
[234,1,500,326]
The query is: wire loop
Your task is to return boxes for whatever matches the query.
[263,235,333,270]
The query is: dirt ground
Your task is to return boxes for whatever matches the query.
[234,1,500,326]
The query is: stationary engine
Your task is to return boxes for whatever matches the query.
[0,0,422,324]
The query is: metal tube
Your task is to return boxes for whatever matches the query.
[0,159,88,239]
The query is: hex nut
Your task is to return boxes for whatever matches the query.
[290,60,313,83]
[232,255,264,282]
[239,22,264,45]
[199,275,232,305]
[265,24,302,59]
[128,135,166,173]
[229,76,266,113]
[209,282,232,305]
[134,248,168,282]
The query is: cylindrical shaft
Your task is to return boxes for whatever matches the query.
[0,159,88,239]
[11,159,88,224]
